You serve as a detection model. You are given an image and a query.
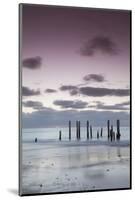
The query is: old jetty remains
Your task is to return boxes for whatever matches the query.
[58,119,121,142]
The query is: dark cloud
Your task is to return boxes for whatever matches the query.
[59,85,79,96]
[53,100,88,109]
[59,85,78,91]
[22,86,40,96]
[22,100,54,111]
[22,109,129,128]
[94,101,130,111]
[83,74,105,82]
[80,36,118,56]
[59,83,129,98]
[45,89,57,93]
[79,87,129,97]
[22,56,42,69]
[23,100,43,110]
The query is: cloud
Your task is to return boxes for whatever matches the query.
[79,87,129,97]
[93,101,130,111]
[22,86,40,96]
[59,85,79,96]
[83,74,105,82]
[45,89,57,93]
[22,56,42,69]
[23,100,43,110]
[59,84,129,97]
[53,100,88,109]
[80,36,118,56]
[22,109,129,128]
[59,85,78,91]
[69,89,79,96]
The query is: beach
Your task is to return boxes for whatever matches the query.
[21,139,130,194]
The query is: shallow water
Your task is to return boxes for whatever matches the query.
[22,126,130,142]
[21,139,130,194]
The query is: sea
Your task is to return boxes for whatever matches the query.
[22,126,130,143]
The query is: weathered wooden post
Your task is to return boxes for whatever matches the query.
[117,120,120,134]
[76,121,79,140]
[87,120,89,140]
[59,130,62,141]
[90,125,92,139]
[110,125,113,142]
[116,119,121,141]
[69,120,71,140]
[107,120,110,139]
[100,128,103,137]
[97,130,99,139]
[78,121,81,140]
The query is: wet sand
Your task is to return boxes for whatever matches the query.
[21,140,130,194]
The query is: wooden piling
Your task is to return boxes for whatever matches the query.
[90,125,92,139]
[69,120,71,140]
[116,120,121,140]
[100,128,103,137]
[107,120,110,139]
[76,121,78,139]
[113,131,115,141]
[78,121,81,140]
[117,120,120,134]
[87,120,89,140]
[59,130,62,141]
[110,125,113,142]
[97,130,99,139]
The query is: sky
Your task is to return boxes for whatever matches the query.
[21,4,131,128]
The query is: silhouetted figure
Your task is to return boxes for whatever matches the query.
[59,130,62,141]
[35,138,37,143]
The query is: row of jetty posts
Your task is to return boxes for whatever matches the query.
[59,120,121,142]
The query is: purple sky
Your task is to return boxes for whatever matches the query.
[21,4,131,128]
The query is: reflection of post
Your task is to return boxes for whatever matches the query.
[69,120,71,140]
[90,125,92,139]
[100,128,103,137]
[117,147,121,158]
[107,120,110,139]
[59,130,62,141]
[87,120,89,140]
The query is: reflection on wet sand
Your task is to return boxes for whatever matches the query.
[22,141,130,194]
